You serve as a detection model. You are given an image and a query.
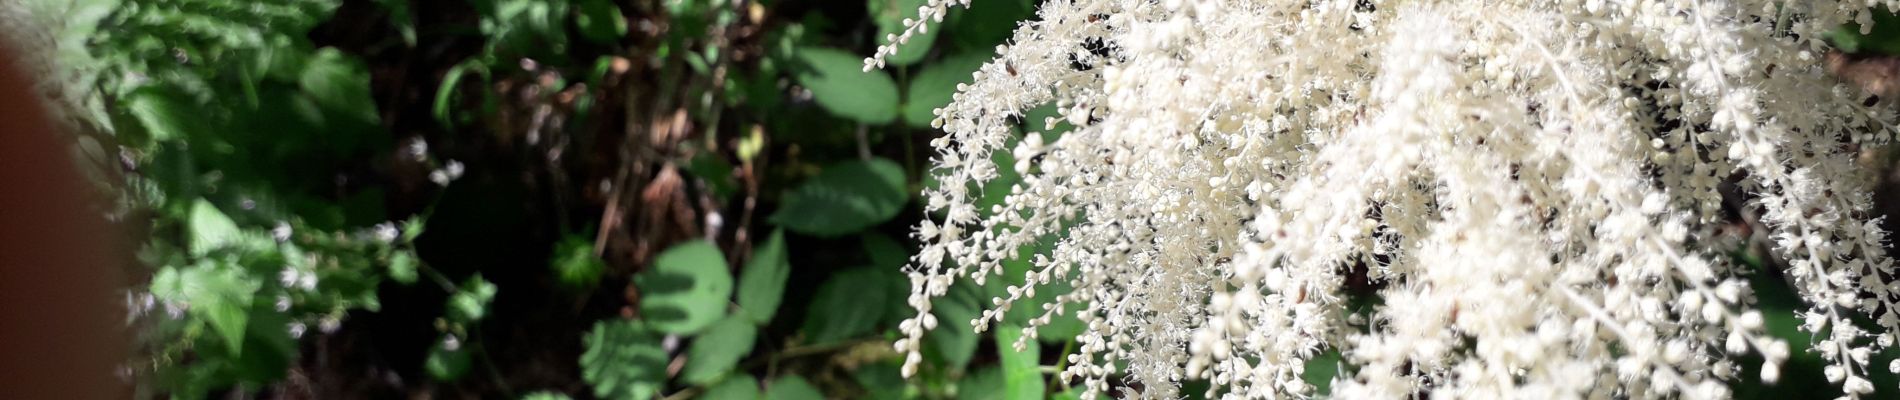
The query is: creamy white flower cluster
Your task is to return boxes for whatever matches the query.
[882,0,1900,398]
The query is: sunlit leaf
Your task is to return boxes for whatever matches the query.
[997,326,1044,399]
[637,240,733,334]
[189,200,243,256]
[792,47,899,124]
[680,315,758,385]
[903,53,988,128]
[581,320,667,400]
[737,230,790,325]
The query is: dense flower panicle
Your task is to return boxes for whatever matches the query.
[883,0,1900,398]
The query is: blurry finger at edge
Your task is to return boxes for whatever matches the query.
[0,34,126,399]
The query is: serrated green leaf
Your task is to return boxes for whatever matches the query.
[997,326,1043,400]
[387,251,419,285]
[792,47,899,124]
[903,53,988,127]
[575,0,628,44]
[770,158,908,237]
[764,376,824,400]
[701,375,762,400]
[551,235,607,290]
[581,320,668,400]
[425,338,473,381]
[737,230,790,324]
[188,200,243,256]
[637,240,733,334]
[681,315,758,385]
[802,267,891,344]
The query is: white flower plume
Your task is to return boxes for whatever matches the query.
[883,0,1900,398]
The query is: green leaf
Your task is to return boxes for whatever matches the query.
[175,261,259,356]
[1303,349,1342,396]
[387,251,419,285]
[299,47,380,125]
[737,230,790,324]
[792,47,899,124]
[637,240,734,334]
[123,86,201,144]
[854,361,908,400]
[688,153,738,199]
[1052,387,1102,400]
[870,0,935,65]
[447,275,499,324]
[188,199,243,256]
[770,158,908,237]
[700,376,762,400]
[903,53,988,127]
[997,326,1044,400]
[575,0,628,45]
[680,315,758,385]
[944,0,1033,52]
[802,267,892,344]
[764,376,824,400]
[520,391,575,400]
[955,367,1003,400]
[425,337,473,381]
[863,233,908,269]
[551,234,607,290]
[926,284,982,371]
[581,320,668,400]
[402,217,427,242]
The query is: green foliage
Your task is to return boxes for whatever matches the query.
[764,376,826,400]
[802,266,902,344]
[700,376,762,400]
[425,338,474,381]
[1833,8,1900,54]
[770,158,909,237]
[66,0,1105,396]
[573,0,627,45]
[869,0,936,65]
[997,327,1044,400]
[903,53,988,127]
[187,199,243,256]
[581,320,669,400]
[792,47,900,124]
[736,230,791,324]
[446,275,500,324]
[680,315,759,385]
[637,240,735,334]
[551,234,608,290]
[521,391,576,400]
